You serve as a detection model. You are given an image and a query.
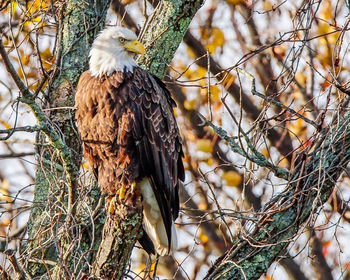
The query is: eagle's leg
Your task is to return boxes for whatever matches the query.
[108,182,137,214]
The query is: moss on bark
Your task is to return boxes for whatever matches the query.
[138,0,204,79]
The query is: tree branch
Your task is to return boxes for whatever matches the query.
[183,31,295,162]
[0,35,79,213]
[93,194,143,279]
[138,0,204,78]
[199,114,290,180]
[205,112,350,279]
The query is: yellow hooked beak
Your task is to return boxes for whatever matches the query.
[123,40,145,55]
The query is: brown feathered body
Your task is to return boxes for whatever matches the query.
[75,67,184,254]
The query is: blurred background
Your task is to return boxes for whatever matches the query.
[1,0,350,279]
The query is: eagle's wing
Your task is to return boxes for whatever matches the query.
[108,67,184,251]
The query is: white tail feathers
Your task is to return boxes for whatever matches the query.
[139,178,177,256]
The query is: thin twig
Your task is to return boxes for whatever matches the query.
[198,113,290,180]
[237,68,318,128]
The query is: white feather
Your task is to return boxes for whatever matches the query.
[89,27,138,77]
[139,178,177,256]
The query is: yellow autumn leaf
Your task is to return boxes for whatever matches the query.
[288,118,306,138]
[227,0,245,5]
[212,28,225,46]
[81,162,89,169]
[206,27,225,54]
[222,171,242,187]
[320,0,332,21]
[196,66,207,86]
[295,71,306,86]
[8,0,17,17]
[17,66,24,79]
[182,67,194,80]
[173,107,178,117]
[278,157,289,168]
[263,1,273,11]
[317,22,340,46]
[186,46,196,59]
[187,130,196,142]
[26,0,50,15]
[199,232,209,243]
[0,179,11,202]
[198,201,207,210]
[184,99,197,110]
[0,217,10,227]
[134,262,157,278]
[0,120,11,129]
[317,51,333,68]
[200,88,207,100]
[273,45,287,59]
[200,86,221,102]
[260,148,270,158]
[21,54,30,66]
[40,48,52,60]
[24,0,50,28]
[223,73,236,89]
[210,86,221,102]
[207,158,214,166]
[196,139,213,153]
[121,0,136,4]
[134,263,146,275]
[201,28,210,41]
[207,43,216,54]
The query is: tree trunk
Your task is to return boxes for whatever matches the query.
[26,0,109,278]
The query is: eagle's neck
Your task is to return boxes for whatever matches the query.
[89,44,137,77]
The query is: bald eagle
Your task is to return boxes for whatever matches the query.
[75,27,184,256]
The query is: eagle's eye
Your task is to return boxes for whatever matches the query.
[119,37,126,44]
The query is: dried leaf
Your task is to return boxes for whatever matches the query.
[196,139,213,153]
[0,179,11,202]
[222,171,242,187]
[0,120,11,130]
[8,0,17,17]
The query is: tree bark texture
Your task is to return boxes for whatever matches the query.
[93,193,143,279]
[205,113,350,279]
[138,0,204,78]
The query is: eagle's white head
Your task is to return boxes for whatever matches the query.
[89,27,145,77]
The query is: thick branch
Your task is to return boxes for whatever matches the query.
[93,195,143,279]
[138,0,204,78]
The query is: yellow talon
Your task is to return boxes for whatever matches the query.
[130,182,136,193]
[109,196,116,214]
[118,186,127,202]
